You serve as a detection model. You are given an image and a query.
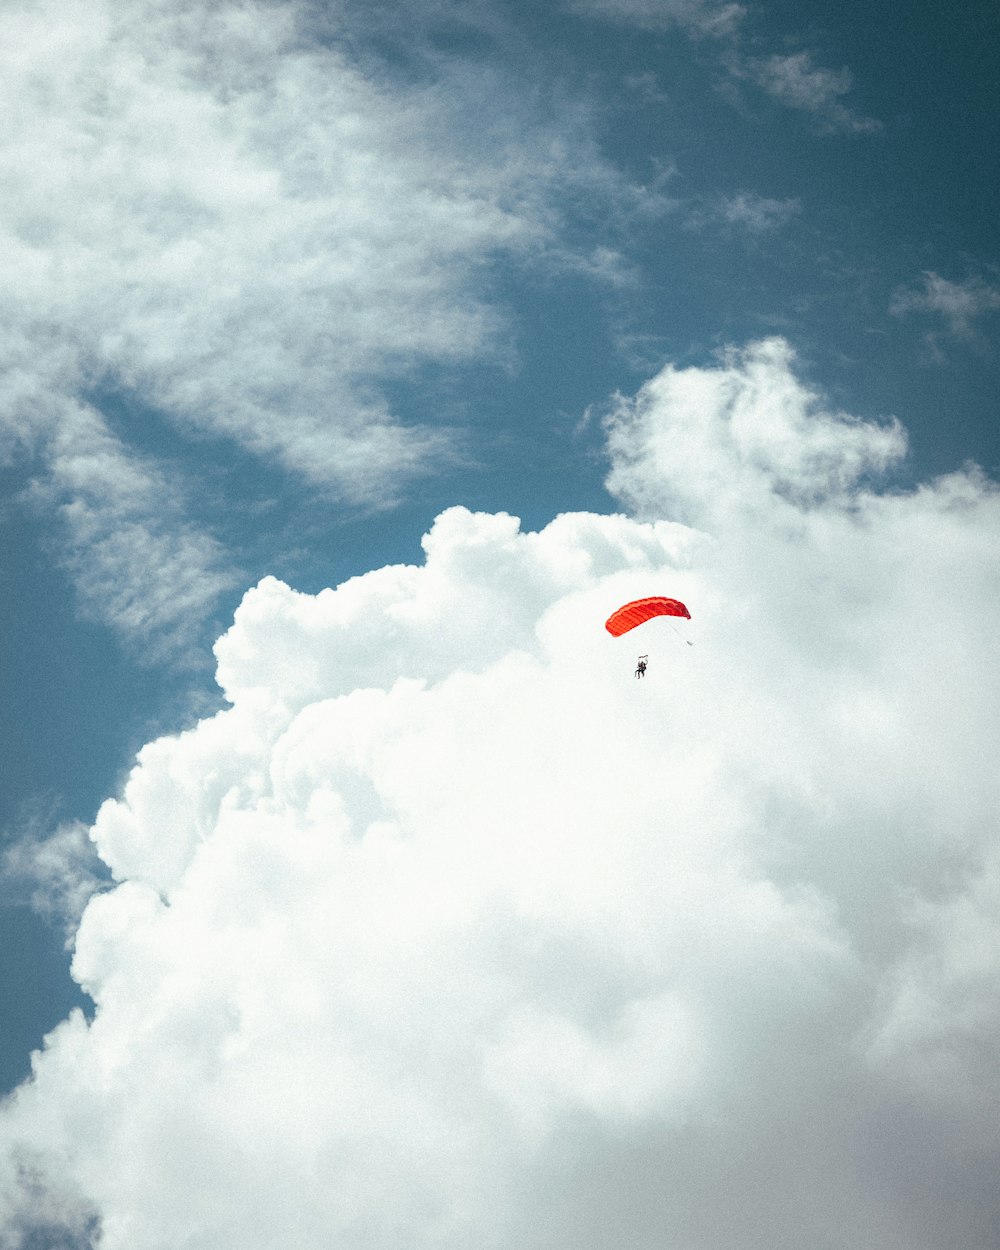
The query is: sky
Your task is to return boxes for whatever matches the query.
[1,0,998,1245]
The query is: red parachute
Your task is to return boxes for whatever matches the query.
[604,596,691,637]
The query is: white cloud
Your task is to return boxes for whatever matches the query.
[687,190,801,234]
[19,399,239,660]
[867,849,1000,1106]
[890,270,1000,340]
[1,340,998,1246]
[753,51,851,109]
[718,190,800,230]
[567,0,745,38]
[740,51,881,133]
[605,337,906,528]
[0,0,640,648]
[1,819,106,941]
[569,2,878,134]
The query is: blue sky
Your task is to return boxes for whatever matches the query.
[1,1,999,1244]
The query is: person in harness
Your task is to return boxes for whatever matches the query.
[635,655,648,678]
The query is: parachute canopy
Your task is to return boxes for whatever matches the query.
[605,596,691,637]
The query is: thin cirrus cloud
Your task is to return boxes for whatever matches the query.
[891,270,1000,339]
[685,190,801,234]
[19,400,239,661]
[737,50,882,133]
[718,191,800,230]
[565,0,746,38]
[0,0,643,651]
[0,819,105,942]
[568,1,879,133]
[1,340,997,1248]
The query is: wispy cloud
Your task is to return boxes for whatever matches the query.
[21,402,239,661]
[738,51,881,133]
[688,190,801,234]
[1,819,107,942]
[0,0,640,490]
[572,0,879,133]
[720,191,800,230]
[567,0,745,38]
[891,270,1000,340]
[0,0,651,652]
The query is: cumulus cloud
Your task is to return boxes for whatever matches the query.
[1,340,998,1248]
[0,0,638,649]
[605,337,906,528]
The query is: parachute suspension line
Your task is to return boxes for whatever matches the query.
[667,621,694,646]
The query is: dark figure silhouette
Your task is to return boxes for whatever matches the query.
[635,657,647,678]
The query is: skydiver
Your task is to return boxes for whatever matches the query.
[635,656,647,678]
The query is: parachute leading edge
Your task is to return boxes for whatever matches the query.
[605,596,691,637]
